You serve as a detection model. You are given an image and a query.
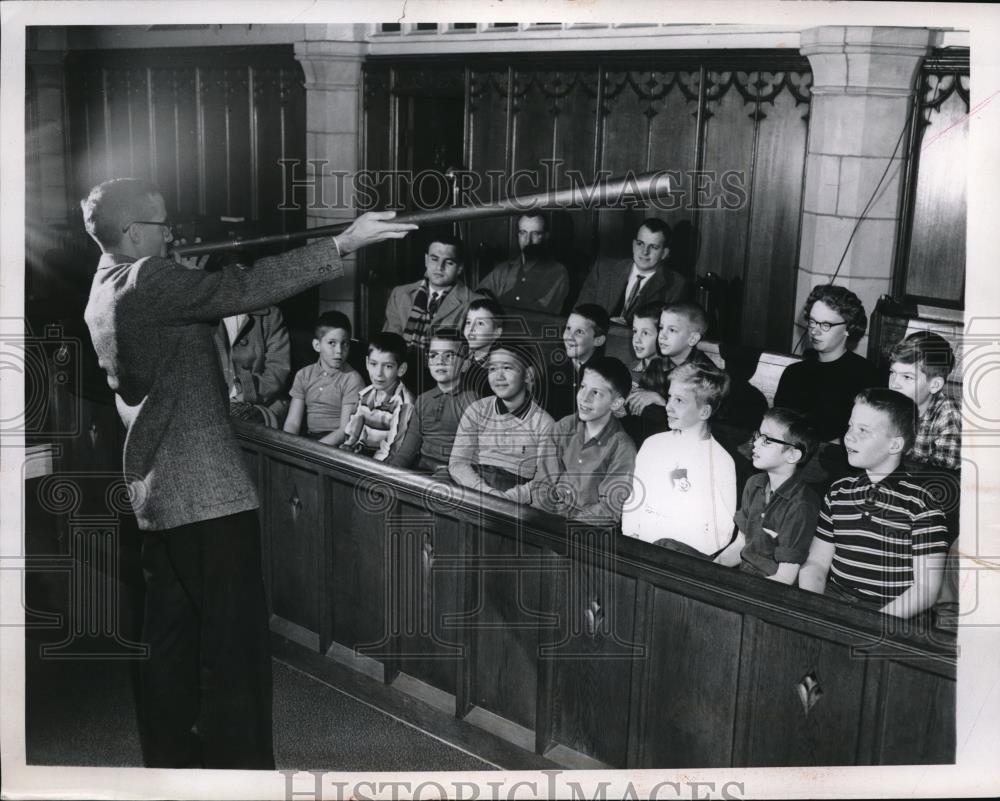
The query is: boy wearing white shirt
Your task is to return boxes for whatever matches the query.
[621,361,736,557]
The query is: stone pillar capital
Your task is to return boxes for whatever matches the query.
[293,41,367,90]
[800,25,942,96]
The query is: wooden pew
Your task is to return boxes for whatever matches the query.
[235,421,956,769]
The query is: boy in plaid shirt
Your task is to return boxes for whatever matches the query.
[888,331,961,471]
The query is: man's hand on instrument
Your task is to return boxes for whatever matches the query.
[334,211,418,255]
[172,238,210,270]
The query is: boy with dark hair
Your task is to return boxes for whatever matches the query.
[714,408,821,584]
[284,311,365,446]
[627,300,715,416]
[449,340,556,504]
[342,332,414,462]
[544,303,610,420]
[391,327,477,473]
[888,331,961,471]
[629,301,665,388]
[799,388,950,618]
[537,356,637,523]
[621,361,736,556]
[461,296,505,397]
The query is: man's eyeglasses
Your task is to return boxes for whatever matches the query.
[122,220,175,237]
[428,351,459,364]
[751,430,795,448]
[805,317,847,333]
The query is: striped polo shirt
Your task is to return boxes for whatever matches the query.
[815,469,949,603]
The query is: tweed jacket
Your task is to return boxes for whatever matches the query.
[575,257,688,322]
[84,240,342,530]
[382,280,483,337]
[213,305,290,422]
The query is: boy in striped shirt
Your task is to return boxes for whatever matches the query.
[799,388,949,618]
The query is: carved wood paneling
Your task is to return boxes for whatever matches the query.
[898,55,969,308]
[64,46,305,234]
[363,53,814,350]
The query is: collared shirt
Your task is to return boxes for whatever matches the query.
[391,385,477,471]
[816,468,950,603]
[343,381,415,462]
[475,256,570,314]
[620,264,654,314]
[290,361,365,434]
[460,357,491,399]
[540,414,637,522]
[449,395,556,504]
[735,471,821,576]
[909,390,961,471]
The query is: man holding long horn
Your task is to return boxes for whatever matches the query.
[81,177,416,769]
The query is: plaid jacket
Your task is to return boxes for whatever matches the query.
[909,391,962,471]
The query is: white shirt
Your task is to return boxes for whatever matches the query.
[621,427,737,554]
[222,314,247,400]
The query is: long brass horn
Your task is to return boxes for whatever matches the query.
[170,171,674,257]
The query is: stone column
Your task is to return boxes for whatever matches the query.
[796,26,941,354]
[294,32,367,325]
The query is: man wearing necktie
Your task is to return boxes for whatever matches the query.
[383,233,484,350]
[575,217,689,326]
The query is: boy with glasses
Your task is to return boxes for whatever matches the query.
[391,327,477,473]
[714,408,821,584]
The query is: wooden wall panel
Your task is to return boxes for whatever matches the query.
[266,457,321,643]
[393,502,463,697]
[471,524,546,731]
[549,532,639,767]
[598,71,655,261]
[329,477,389,653]
[877,662,956,764]
[64,46,305,231]
[903,79,967,306]
[638,588,743,767]
[743,74,811,350]
[736,620,867,766]
[646,72,701,243]
[697,74,755,288]
[466,70,512,287]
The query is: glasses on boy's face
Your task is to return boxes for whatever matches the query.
[805,317,847,333]
[751,430,794,448]
[427,351,459,364]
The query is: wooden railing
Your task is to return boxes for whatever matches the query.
[235,421,956,769]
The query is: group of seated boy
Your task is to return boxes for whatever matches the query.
[268,229,962,623]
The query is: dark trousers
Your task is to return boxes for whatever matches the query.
[138,510,273,769]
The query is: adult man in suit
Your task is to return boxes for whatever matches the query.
[475,212,569,315]
[383,233,483,350]
[82,177,415,769]
[576,217,688,325]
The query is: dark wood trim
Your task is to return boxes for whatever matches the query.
[365,49,812,73]
[237,421,955,768]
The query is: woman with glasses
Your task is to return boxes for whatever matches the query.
[773,284,883,446]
